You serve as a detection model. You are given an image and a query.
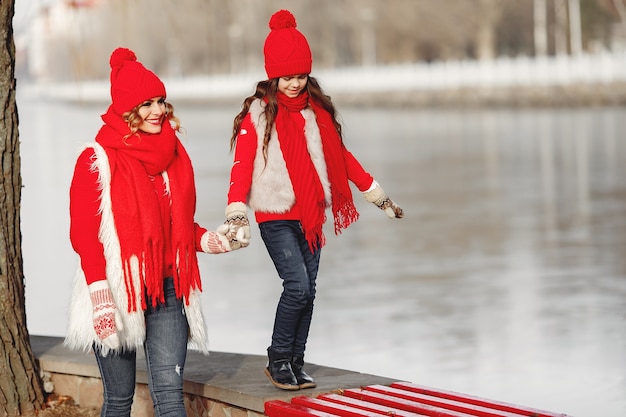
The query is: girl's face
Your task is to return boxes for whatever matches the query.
[137,97,166,134]
[278,75,308,98]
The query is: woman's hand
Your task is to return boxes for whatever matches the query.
[89,280,123,352]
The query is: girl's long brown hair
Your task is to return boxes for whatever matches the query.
[229,76,343,161]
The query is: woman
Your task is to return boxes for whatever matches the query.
[66,47,242,417]
[224,10,403,391]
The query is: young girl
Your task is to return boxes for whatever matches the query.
[224,10,403,391]
[66,48,242,416]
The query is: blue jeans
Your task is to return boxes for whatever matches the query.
[259,220,321,356]
[94,277,189,417]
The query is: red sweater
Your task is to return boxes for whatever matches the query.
[69,148,207,285]
[227,112,374,224]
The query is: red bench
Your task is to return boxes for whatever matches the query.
[264,382,571,417]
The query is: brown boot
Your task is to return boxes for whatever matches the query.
[292,354,316,389]
[265,348,299,391]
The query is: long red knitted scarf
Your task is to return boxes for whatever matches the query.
[275,92,359,252]
[96,106,201,310]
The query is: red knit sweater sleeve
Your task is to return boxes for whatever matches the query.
[194,223,208,251]
[69,148,107,285]
[342,145,375,192]
[227,114,257,205]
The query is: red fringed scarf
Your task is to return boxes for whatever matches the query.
[275,92,359,252]
[96,106,201,310]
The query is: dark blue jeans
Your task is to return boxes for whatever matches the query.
[259,220,321,356]
[94,277,189,417]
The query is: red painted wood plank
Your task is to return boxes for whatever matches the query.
[292,396,394,417]
[265,400,340,417]
[362,385,546,417]
[316,392,433,417]
[342,388,492,417]
[391,383,570,417]
[264,383,572,417]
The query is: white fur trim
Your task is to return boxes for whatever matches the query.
[65,143,209,355]
[301,108,331,205]
[65,266,98,352]
[184,289,209,353]
[246,99,331,213]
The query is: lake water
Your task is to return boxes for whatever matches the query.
[18,93,626,417]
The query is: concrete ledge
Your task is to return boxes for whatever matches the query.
[31,335,399,415]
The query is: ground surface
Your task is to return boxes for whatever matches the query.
[20,395,99,417]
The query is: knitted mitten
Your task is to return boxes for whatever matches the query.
[363,181,404,219]
[89,280,122,352]
[224,202,251,248]
[201,224,243,253]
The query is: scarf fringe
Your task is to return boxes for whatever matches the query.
[304,200,328,253]
[66,142,209,354]
[173,242,203,305]
[332,192,360,235]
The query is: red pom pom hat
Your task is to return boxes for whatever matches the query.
[263,10,312,79]
[109,47,166,115]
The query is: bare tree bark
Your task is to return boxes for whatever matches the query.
[0,0,46,415]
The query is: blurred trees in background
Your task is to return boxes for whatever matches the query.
[21,0,625,82]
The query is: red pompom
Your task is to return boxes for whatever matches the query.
[110,47,137,69]
[269,10,297,30]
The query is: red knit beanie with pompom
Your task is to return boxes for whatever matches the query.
[263,10,312,79]
[109,47,166,115]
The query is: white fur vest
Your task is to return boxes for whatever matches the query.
[64,142,209,356]
[247,99,331,212]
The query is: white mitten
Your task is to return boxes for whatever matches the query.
[201,224,243,253]
[89,280,122,351]
[225,202,251,247]
[363,181,404,219]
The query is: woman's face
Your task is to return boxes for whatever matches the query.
[278,75,308,98]
[137,97,166,134]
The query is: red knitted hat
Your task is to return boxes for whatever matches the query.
[109,47,166,115]
[263,10,312,79]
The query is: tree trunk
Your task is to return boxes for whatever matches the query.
[0,1,46,415]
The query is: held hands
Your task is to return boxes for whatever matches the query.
[89,280,123,352]
[363,181,404,219]
[224,202,251,249]
[201,202,250,253]
[201,224,248,253]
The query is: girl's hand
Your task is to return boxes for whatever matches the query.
[201,225,245,253]
[224,202,251,247]
[363,181,404,219]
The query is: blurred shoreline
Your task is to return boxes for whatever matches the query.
[19,52,626,109]
[19,78,626,109]
[334,82,626,108]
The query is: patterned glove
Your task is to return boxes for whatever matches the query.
[89,280,122,351]
[224,202,251,248]
[201,224,244,253]
[363,181,404,219]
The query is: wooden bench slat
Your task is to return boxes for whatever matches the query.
[391,383,569,417]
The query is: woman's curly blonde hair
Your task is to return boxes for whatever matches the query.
[122,100,181,143]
